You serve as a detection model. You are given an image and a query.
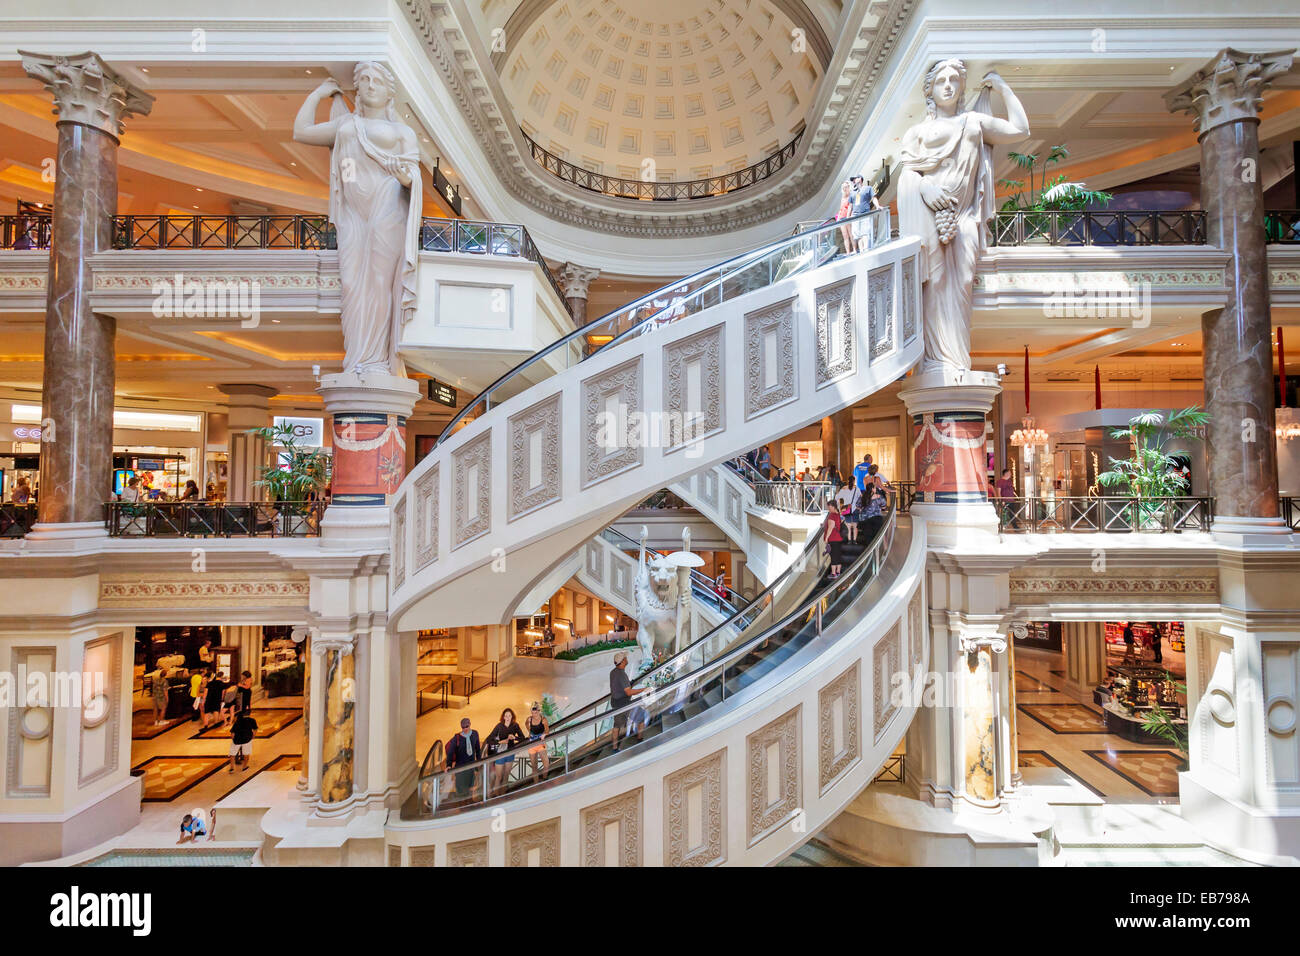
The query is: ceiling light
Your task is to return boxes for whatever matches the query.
[272,319,281,324]
[1009,416,1049,446]
[196,187,204,192]
[141,67,150,73]
[1171,342,1182,346]
[305,69,313,75]
[289,162,296,166]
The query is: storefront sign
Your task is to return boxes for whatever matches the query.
[5,425,41,441]
[273,416,324,447]
[431,161,463,217]
[427,379,457,408]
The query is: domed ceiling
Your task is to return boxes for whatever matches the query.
[496,0,829,182]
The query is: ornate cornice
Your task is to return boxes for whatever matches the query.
[400,0,917,238]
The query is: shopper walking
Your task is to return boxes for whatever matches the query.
[447,717,481,799]
[608,651,645,752]
[228,708,258,772]
[203,669,226,729]
[836,180,854,253]
[150,669,169,725]
[189,669,204,722]
[525,702,550,781]
[848,174,881,252]
[824,501,845,578]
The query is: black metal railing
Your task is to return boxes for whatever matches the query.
[1283,497,1300,532]
[0,215,52,250]
[417,678,450,717]
[523,127,803,202]
[417,218,570,311]
[103,500,326,537]
[873,751,905,784]
[0,503,38,537]
[994,495,1213,533]
[989,210,1208,246]
[1265,211,1300,244]
[111,214,335,250]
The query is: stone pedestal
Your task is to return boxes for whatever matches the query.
[220,384,277,501]
[898,368,999,547]
[1167,48,1294,543]
[317,371,420,549]
[20,52,153,537]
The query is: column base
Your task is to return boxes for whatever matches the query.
[25,520,109,542]
[909,501,1000,549]
[1211,514,1296,548]
[1179,772,1300,866]
[320,502,397,550]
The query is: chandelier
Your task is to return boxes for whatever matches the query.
[1009,416,1049,446]
[1279,408,1300,442]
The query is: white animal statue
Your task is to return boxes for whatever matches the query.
[634,525,680,661]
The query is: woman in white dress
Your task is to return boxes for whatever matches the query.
[293,63,422,376]
[896,61,1029,373]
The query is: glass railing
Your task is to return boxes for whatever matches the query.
[432,209,891,447]
[412,504,897,816]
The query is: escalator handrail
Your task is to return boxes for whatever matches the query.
[598,526,748,613]
[432,208,890,447]
[419,504,896,811]
[548,516,828,734]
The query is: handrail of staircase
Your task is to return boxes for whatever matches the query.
[416,504,896,815]
[432,208,891,447]
[724,456,767,485]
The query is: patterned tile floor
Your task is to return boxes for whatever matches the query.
[1014,670,1059,694]
[1018,749,1106,797]
[132,712,191,740]
[132,756,229,802]
[189,709,301,740]
[1013,649,1182,803]
[1018,702,1109,734]
[1084,750,1184,797]
[214,754,303,801]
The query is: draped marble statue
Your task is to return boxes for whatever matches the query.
[294,62,422,376]
[897,61,1029,373]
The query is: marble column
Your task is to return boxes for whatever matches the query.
[20,52,153,534]
[558,262,600,327]
[898,368,1000,547]
[317,639,356,805]
[820,406,855,484]
[220,384,277,501]
[958,629,1006,807]
[1166,48,1294,537]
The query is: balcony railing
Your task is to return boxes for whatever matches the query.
[1265,211,1300,244]
[104,500,326,537]
[0,216,52,250]
[989,210,1208,246]
[523,127,803,202]
[1283,497,1300,532]
[754,481,834,514]
[0,503,38,538]
[994,495,1213,533]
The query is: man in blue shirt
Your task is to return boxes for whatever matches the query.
[848,174,881,252]
[852,454,873,493]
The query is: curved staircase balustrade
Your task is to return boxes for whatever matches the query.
[390,214,921,631]
[388,509,927,866]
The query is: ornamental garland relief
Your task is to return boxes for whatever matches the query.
[815,276,856,388]
[743,297,797,419]
[662,324,725,451]
[818,660,861,794]
[507,393,563,521]
[451,430,493,550]
[664,750,726,867]
[581,357,644,487]
[746,707,801,845]
[413,464,439,571]
[581,788,643,867]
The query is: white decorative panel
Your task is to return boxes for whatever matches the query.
[664,750,725,867]
[662,323,725,451]
[900,255,918,344]
[815,276,855,388]
[451,431,492,550]
[818,660,861,794]
[435,281,514,330]
[508,393,563,521]
[1261,641,1299,787]
[413,464,439,571]
[581,788,643,866]
[724,483,744,532]
[1195,628,1239,777]
[872,622,902,742]
[585,541,605,585]
[867,264,895,362]
[79,633,122,786]
[743,296,796,419]
[582,357,644,487]
[6,646,55,797]
[701,467,720,509]
[392,498,408,590]
[746,707,800,845]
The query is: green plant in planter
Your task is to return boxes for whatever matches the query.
[999,144,1071,212]
[1096,406,1208,529]
[250,423,331,503]
[1140,674,1189,758]
[998,145,1113,240]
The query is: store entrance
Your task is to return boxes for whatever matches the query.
[1014,620,1188,803]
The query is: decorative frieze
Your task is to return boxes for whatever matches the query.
[747,707,801,845]
[508,394,562,521]
[99,574,309,607]
[451,430,492,550]
[744,296,797,419]
[506,817,561,867]
[664,750,726,867]
[818,661,861,793]
[581,789,643,866]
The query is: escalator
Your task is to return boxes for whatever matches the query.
[389,209,919,630]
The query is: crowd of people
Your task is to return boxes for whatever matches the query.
[835,173,882,253]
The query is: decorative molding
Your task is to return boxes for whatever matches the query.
[725,483,744,532]
[908,589,924,673]
[815,276,856,388]
[1195,627,1240,778]
[873,622,902,741]
[581,357,644,488]
[410,846,437,867]
[387,845,402,867]
[867,263,895,363]
[747,707,801,846]
[1165,48,1295,134]
[581,788,643,867]
[900,255,918,344]
[413,463,439,571]
[506,817,561,867]
[6,646,55,798]
[451,430,492,550]
[585,541,604,586]
[744,296,797,420]
[446,836,489,867]
[558,262,600,299]
[508,393,563,521]
[701,468,720,510]
[391,498,407,591]
[78,632,122,787]
[664,750,726,867]
[818,660,861,794]
[1010,569,1218,598]
[99,574,309,607]
[662,324,725,452]
[20,49,154,138]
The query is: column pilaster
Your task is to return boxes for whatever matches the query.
[20,51,153,537]
[1167,48,1294,542]
[220,384,278,502]
[558,262,600,326]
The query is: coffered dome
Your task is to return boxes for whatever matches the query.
[497,0,828,183]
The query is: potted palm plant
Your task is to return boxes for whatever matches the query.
[250,423,331,534]
[1095,406,1209,530]
[998,144,1112,242]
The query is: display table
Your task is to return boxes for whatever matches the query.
[1102,700,1187,744]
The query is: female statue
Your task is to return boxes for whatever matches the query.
[294,62,422,376]
[897,60,1029,373]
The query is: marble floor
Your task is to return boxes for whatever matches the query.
[1013,649,1181,802]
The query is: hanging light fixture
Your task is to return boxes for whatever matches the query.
[1278,408,1300,442]
[1009,345,1049,445]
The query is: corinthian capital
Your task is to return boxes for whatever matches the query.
[558,262,600,300]
[20,50,154,138]
[1165,48,1295,135]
